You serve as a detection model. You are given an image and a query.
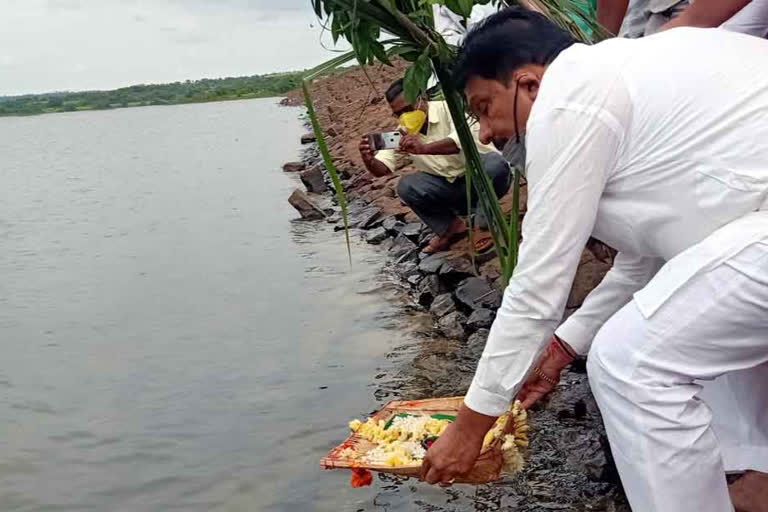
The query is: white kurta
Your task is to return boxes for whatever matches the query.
[466,27,768,415]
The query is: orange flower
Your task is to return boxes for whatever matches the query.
[350,468,373,488]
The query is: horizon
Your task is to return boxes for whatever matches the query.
[0,69,307,100]
[0,1,348,96]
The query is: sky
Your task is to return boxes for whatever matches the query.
[0,0,349,96]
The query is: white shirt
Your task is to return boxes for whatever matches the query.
[620,0,768,38]
[466,28,768,416]
[722,0,768,37]
[432,4,500,46]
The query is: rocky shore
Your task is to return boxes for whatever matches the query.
[280,63,629,510]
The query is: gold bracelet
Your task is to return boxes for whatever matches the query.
[534,367,558,386]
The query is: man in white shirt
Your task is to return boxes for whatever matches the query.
[420,8,768,511]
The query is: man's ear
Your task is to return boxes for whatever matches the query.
[511,67,541,102]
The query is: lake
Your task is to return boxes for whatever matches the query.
[0,99,502,511]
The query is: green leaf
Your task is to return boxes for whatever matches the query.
[458,0,474,17]
[370,40,393,66]
[302,80,351,265]
[402,52,431,102]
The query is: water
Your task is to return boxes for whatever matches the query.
[0,100,501,512]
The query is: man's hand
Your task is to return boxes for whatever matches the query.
[359,135,375,164]
[517,335,576,409]
[399,133,429,155]
[399,134,460,156]
[420,404,497,485]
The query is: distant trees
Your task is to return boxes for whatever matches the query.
[0,70,306,116]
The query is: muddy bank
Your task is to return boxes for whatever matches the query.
[281,64,629,510]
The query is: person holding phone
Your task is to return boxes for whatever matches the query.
[358,78,510,254]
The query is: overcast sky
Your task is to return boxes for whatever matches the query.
[0,0,349,96]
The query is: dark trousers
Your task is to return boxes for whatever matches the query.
[396,152,512,236]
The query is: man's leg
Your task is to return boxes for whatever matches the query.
[396,171,463,236]
[587,240,768,512]
[464,153,512,228]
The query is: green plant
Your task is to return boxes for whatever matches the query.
[304,0,606,282]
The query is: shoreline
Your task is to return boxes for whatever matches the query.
[281,64,629,510]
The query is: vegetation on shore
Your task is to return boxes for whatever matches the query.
[0,71,305,117]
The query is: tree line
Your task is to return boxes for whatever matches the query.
[0,71,305,116]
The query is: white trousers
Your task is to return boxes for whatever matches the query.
[588,240,768,512]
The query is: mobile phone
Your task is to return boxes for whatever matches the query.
[369,131,402,151]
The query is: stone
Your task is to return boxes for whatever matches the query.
[430,293,457,318]
[300,165,328,193]
[418,252,448,274]
[381,216,405,234]
[455,277,502,310]
[349,206,381,230]
[348,172,373,189]
[467,329,490,352]
[365,227,389,245]
[438,311,467,339]
[282,161,305,173]
[395,260,420,279]
[300,132,316,144]
[406,274,422,286]
[467,308,495,330]
[287,189,326,220]
[401,222,424,239]
[439,255,475,279]
[416,274,444,307]
[347,198,368,214]
[389,233,418,261]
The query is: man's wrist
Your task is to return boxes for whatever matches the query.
[547,335,576,368]
[455,404,498,441]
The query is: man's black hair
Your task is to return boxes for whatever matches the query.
[385,78,405,103]
[454,7,576,90]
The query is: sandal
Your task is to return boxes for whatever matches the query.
[473,231,495,254]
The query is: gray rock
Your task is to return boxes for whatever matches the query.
[430,293,457,318]
[287,189,325,220]
[401,222,424,239]
[416,274,444,307]
[455,277,502,310]
[467,328,490,352]
[389,233,418,262]
[347,198,368,214]
[467,308,495,329]
[382,216,405,235]
[439,255,475,279]
[300,132,316,144]
[300,165,328,193]
[418,252,448,274]
[282,161,306,173]
[438,311,467,339]
[365,227,389,245]
[350,207,381,230]
[406,274,422,286]
[396,260,420,278]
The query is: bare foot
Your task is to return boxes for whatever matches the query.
[730,471,768,512]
